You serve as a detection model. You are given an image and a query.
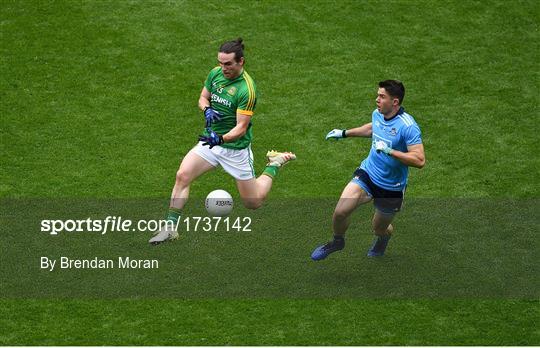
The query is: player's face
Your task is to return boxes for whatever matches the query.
[375,88,398,114]
[218,52,244,79]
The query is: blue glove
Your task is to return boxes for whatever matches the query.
[199,128,224,149]
[325,129,347,140]
[204,107,222,127]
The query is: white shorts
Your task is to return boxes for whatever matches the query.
[192,142,256,180]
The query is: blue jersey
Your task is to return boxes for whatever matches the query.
[360,107,422,191]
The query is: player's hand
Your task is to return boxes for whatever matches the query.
[375,140,393,155]
[325,129,347,140]
[199,128,224,149]
[203,107,222,127]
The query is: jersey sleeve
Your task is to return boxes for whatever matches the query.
[236,82,257,116]
[403,123,422,146]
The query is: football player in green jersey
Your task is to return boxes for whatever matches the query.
[150,38,296,245]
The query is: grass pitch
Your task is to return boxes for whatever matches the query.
[1,0,539,345]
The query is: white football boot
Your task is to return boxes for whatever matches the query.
[148,225,179,245]
[266,150,297,167]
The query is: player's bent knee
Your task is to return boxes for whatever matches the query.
[175,170,192,185]
[333,208,352,221]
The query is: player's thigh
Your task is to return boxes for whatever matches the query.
[372,209,395,233]
[334,182,372,217]
[177,148,216,183]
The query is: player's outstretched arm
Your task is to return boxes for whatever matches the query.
[326,123,372,140]
[345,122,372,138]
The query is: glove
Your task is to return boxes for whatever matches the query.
[375,140,393,155]
[199,128,224,149]
[325,129,347,140]
[203,107,222,127]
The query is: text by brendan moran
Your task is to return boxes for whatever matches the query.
[40,256,159,271]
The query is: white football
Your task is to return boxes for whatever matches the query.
[205,189,234,216]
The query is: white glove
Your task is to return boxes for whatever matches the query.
[375,140,393,155]
[325,129,346,140]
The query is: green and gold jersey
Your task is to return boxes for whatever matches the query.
[203,66,257,149]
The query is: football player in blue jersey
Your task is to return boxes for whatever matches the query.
[312,80,425,259]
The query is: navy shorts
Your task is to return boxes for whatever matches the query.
[351,168,405,214]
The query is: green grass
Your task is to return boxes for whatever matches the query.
[1,299,538,345]
[1,0,539,345]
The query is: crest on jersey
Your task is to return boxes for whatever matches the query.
[227,86,237,96]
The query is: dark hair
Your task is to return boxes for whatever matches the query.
[378,80,405,104]
[219,38,244,62]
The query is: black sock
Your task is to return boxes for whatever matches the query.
[333,235,345,246]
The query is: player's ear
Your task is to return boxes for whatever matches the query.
[238,57,245,66]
